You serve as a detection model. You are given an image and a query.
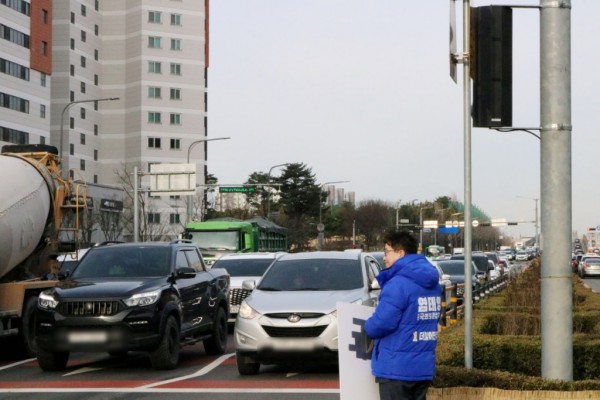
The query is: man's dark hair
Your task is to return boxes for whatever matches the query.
[383,230,418,254]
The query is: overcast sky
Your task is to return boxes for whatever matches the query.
[206,0,598,241]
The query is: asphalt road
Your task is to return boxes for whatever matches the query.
[0,333,341,400]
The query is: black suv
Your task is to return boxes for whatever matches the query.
[36,240,230,371]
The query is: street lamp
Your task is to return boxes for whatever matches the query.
[317,180,349,250]
[59,97,120,178]
[266,163,291,219]
[517,195,540,249]
[186,137,231,223]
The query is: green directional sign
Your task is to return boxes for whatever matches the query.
[219,186,256,193]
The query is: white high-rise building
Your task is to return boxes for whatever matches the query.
[50,0,209,190]
[0,0,52,149]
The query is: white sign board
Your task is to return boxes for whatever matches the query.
[423,220,439,229]
[491,218,508,227]
[149,163,196,196]
[337,302,378,400]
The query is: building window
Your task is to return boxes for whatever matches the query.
[81,30,86,42]
[94,149,98,160]
[148,137,161,148]
[170,138,180,149]
[148,87,161,98]
[94,24,98,36]
[81,4,86,16]
[170,113,181,125]
[0,23,30,48]
[80,159,85,171]
[94,49,98,60]
[171,14,181,26]
[94,74,98,86]
[0,57,30,80]
[70,117,74,129]
[40,136,45,144]
[0,125,29,144]
[70,91,75,102]
[40,73,46,87]
[69,143,74,155]
[80,81,86,93]
[1,93,30,113]
[93,174,98,184]
[148,112,161,124]
[80,56,86,68]
[148,213,160,224]
[170,39,181,50]
[148,61,161,73]
[148,36,161,49]
[170,88,181,100]
[170,214,180,224]
[71,12,75,23]
[80,107,86,119]
[70,64,74,76]
[170,63,181,75]
[148,11,161,23]
[95,0,99,11]
[70,38,74,50]
[94,124,98,136]
[40,104,45,118]
[80,133,86,144]
[42,9,48,23]
[41,41,47,55]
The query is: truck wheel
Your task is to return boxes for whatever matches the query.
[236,350,260,375]
[18,296,38,358]
[149,315,180,370]
[203,307,227,355]
[37,347,69,371]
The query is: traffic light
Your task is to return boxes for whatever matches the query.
[471,6,513,127]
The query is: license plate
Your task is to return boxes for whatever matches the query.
[68,331,108,344]
[271,339,315,351]
[230,305,240,314]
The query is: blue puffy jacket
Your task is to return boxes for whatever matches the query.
[364,253,441,381]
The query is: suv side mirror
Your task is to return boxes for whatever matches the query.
[242,279,256,290]
[176,267,196,279]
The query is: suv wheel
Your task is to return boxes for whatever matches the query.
[149,315,180,370]
[18,296,38,358]
[236,350,260,375]
[203,307,227,355]
[37,347,69,371]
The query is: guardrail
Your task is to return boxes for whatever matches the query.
[439,273,510,328]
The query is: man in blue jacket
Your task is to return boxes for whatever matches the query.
[365,230,442,400]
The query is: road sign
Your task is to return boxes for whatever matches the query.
[472,220,479,227]
[219,186,256,193]
[492,218,508,227]
[149,163,195,195]
[423,220,439,229]
[439,227,459,234]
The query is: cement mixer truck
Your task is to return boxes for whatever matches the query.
[0,144,88,358]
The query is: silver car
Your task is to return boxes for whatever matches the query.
[234,251,382,375]
[211,252,284,323]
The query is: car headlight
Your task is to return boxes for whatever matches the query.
[38,292,59,309]
[238,301,258,319]
[123,290,160,307]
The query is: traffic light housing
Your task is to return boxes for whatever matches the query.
[471,6,513,128]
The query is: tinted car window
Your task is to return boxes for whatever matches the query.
[212,258,274,276]
[184,249,204,271]
[258,258,363,291]
[72,247,171,278]
[438,261,467,275]
[451,254,489,272]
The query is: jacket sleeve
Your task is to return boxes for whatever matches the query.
[364,278,407,339]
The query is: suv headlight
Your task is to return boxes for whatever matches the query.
[38,292,59,309]
[123,290,160,307]
[238,301,258,319]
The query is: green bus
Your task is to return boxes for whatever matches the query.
[183,217,288,266]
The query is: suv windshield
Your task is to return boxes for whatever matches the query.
[72,247,171,279]
[258,258,363,291]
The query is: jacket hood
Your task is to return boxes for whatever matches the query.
[377,253,439,289]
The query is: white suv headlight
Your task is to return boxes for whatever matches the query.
[38,292,58,309]
[123,290,160,307]
[238,301,258,319]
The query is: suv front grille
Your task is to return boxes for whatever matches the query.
[262,325,327,338]
[58,301,121,316]
[229,288,252,306]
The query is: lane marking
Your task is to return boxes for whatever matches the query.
[0,388,340,393]
[64,367,105,376]
[138,352,235,388]
[0,358,36,371]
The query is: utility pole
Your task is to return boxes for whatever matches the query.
[540,0,572,381]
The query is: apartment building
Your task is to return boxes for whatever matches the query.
[0,0,52,148]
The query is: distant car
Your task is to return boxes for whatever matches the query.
[450,253,490,281]
[234,251,382,375]
[578,255,600,278]
[436,260,480,303]
[515,251,529,262]
[211,252,284,323]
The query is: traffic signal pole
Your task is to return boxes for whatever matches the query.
[540,0,572,381]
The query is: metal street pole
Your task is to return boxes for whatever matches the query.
[266,163,291,219]
[517,195,540,249]
[317,180,349,250]
[186,137,231,223]
[395,200,402,231]
[419,205,433,254]
[59,97,119,178]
